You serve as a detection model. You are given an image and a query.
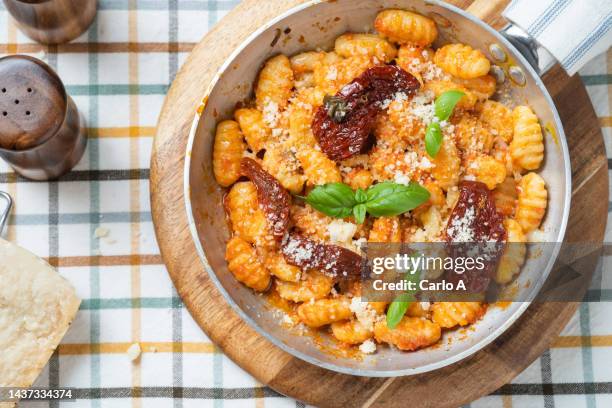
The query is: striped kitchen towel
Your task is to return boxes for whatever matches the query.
[503,0,612,75]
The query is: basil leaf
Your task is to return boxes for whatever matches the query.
[365,182,430,217]
[355,188,367,204]
[305,183,356,218]
[353,204,366,224]
[386,268,421,329]
[434,90,465,121]
[425,122,443,158]
[386,292,414,329]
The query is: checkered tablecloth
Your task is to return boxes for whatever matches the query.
[0,1,611,407]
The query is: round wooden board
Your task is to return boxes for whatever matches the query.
[150,0,608,406]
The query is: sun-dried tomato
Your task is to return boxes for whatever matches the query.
[444,180,506,292]
[240,158,290,241]
[446,181,506,243]
[312,65,420,161]
[281,233,364,279]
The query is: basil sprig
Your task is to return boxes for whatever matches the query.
[425,90,465,158]
[305,181,430,223]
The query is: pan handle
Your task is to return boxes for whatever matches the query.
[0,191,12,236]
[500,23,556,76]
[467,0,611,76]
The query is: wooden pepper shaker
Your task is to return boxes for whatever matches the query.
[0,55,87,181]
[3,0,97,45]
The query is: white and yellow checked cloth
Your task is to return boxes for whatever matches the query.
[0,1,611,407]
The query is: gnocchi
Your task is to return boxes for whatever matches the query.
[374,317,441,351]
[235,108,270,153]
[225,236,270,291]
[297,298,352,328]
[212,8,551,356]
[256,54,294,111]
[213,120,246,187]
[334,33,397,62]
[431,302,487,329]
[515,172,548,233]
[510,106,544,171]
[374,9,438,46]
[433,43,491,79]
[496,219,526,284]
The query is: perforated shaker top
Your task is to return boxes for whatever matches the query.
[0,55,67,151]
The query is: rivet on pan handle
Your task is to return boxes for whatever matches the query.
[0,191,12,235]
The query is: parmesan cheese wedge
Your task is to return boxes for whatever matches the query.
[0,238,80,405]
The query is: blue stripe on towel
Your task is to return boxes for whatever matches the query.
[529,0,572,37]
[563,13,612,70]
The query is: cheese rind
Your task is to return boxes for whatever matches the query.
[0,238,80,395]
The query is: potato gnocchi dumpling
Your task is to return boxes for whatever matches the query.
[478,100,513,143]
[454,75,496,100]
[255,54,294,111]
[424,80,478,110]
[496,219,527,284]
[290,51,325,73]
[261,144,306,194]
[431,302,487,329]
[515,172,548,233]
[430,138,461,190]
[374,9,438,46]
[211,7,550,356]
[296,148,342,186]
[275,270,333,302]
[369,216,402,243]
[334,33,397,62]
[234,108,270,153]
[225,182,271,247]
[297,298,352,328]
[493,177,518,217]
[454,114,493,154]
[343,168,374,190]
[331,320,374,345]
[225,236,271,292]
[213,120,246,187]
[265,252,302,283]
[374,317,441,351]
[510,105,544,171]
[466,155,506,190]
[433,43,491,79]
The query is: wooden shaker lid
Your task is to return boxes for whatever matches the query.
[0,55,67,151]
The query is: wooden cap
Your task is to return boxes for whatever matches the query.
[0,55,67,151]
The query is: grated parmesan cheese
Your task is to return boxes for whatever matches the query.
[350,297,377,331]
[446,206,476,242]
[327,220,357,244]
[394,171,410,186]
[282,236,315,264]
[262,98,280,128]
[359,339,377,354]
[127,343,142,362]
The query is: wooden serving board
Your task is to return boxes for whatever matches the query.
[150,0,608,406]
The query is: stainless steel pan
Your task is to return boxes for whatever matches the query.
[184,0,571,376]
